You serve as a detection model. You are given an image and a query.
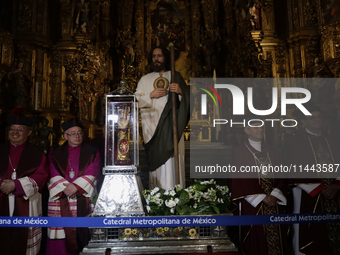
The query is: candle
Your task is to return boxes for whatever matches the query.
[35,81,39,110]
[78,87,82,119]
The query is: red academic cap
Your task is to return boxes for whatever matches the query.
[7,107,35,127]
[61,118,84,131]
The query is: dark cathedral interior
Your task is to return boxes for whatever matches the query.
[1,0,339,147]
[1,0,340,254]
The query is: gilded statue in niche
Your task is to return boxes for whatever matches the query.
[306,58,335,105]
[200,35,213,68]
[151,0,186,50]
[249,2,261,30]
[70,94,80,116]
[123,39,136,67]
[37,118,56,155]
[321,0,340,26]
[73,0,98,35]
[113,29,137,71]
[306,57,334,78]
[74,0,89,34]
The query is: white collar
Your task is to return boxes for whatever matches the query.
[248,138,261,152]
[305,128,321,136]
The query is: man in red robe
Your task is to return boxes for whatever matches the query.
[286,103,340,255]
[46,118,100,255]
[0,107,48,255]
[230,119,287,255]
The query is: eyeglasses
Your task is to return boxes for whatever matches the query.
[9,127,27,132]
[65,131,84,137]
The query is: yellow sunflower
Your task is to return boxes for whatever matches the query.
[156,227,164,235]
[164,227,169,231]
[178,227,183,231]
[124,228,132,235]
[189,228,197,236]
[132,229,137,235]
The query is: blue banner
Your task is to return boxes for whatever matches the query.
[0,213,340,228]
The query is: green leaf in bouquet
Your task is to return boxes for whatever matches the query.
[177,190,190,206]
[196,205,210,214]
[197,200,208,207]
[193,184,208,191]
[176,205,191,215]
[224,199,231,208]
[209,202,220,214]
[163,210,172,216]
[91,193,99,205]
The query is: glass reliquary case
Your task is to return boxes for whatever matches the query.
[104,93,139,174]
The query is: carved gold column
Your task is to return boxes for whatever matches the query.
[145,1,154,56]
[201,0,218,74]
[49,50,63,109]
[60,0,74,42]
[292,43,303,77]
[117,0,136,91]
[191,0,202,76]
[45,0,76,137]
[305,35,320,67]
[275,43,288,78]
[135,0,144,72]
[0,30,13,73]
[0,29,14,120]
[258,0,279,78]
[288,0,301,77]
[118,0,134,36]
[318,0,340,65]
[301,0,319,73]
[101,0,110,40]
[261,0,275,39]
[201,0,218,34]
[99,0,112,84]
[13,0,33,72]
[287,0,319,78]
[53,0,108,130]
[223,0,233,36]
[34,49,44,110]
[12,0,51,112]
[13,0,33,34]
[255,0,287,143]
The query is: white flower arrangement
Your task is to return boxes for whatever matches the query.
[142,179,230,216]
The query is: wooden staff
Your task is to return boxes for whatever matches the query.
[170,45,180,185]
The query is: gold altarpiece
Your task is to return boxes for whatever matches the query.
[0,0,340,146]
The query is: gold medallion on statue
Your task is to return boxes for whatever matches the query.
[153,77,169,89]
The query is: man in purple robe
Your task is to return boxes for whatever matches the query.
[230,118,287,255]
[0,107,48,255]
[46,119,100,255]
[286,103,340,255]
